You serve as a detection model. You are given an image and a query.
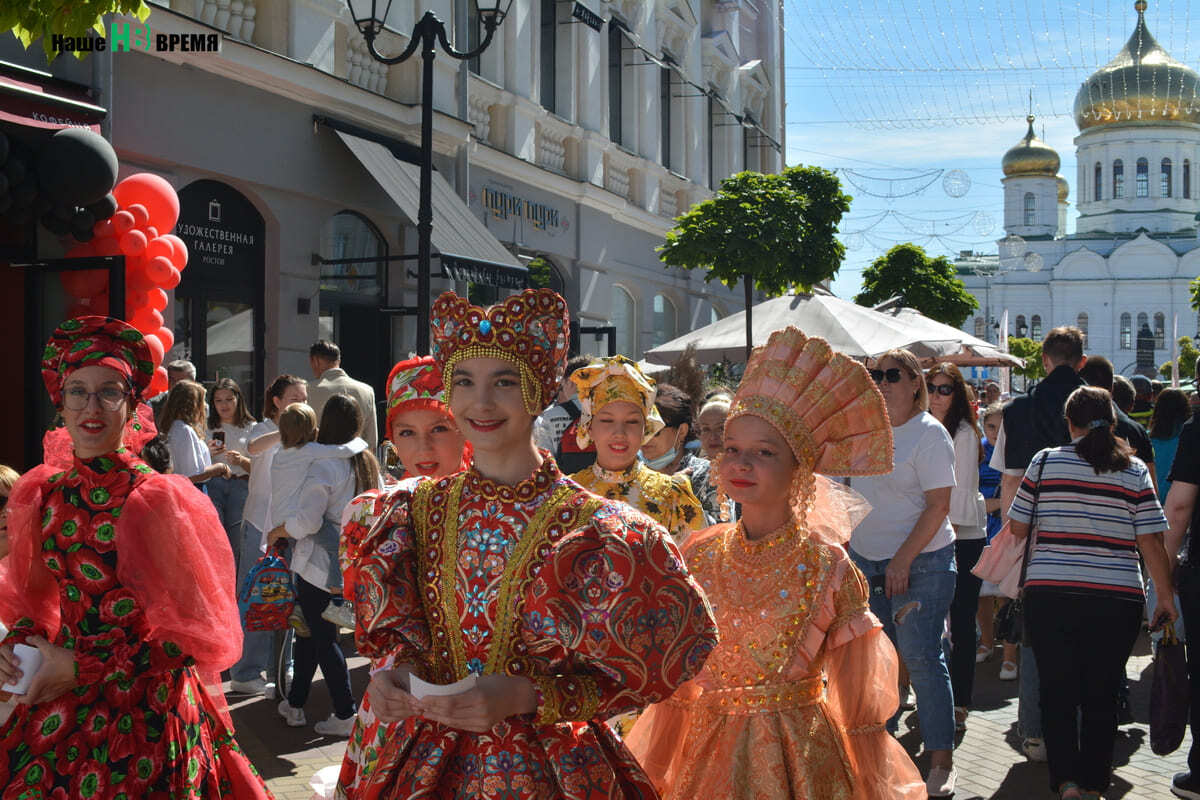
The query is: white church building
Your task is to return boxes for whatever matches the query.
[958,0,1200,376]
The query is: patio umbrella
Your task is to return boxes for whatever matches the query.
[875,306,1024,368]
[643,293,969,365]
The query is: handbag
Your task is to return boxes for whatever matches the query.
[971,521,1024,598]
[1151,622,1191,755]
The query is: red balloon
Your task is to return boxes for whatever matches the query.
[144,226,158,240]
[160,265,181,290]
[130,307,163,333]
[65,242,96,259]
[148,288,168,312]
[148,366,169,397]
[93,236,122,257]
[119,229,147,257]
[113,174,180,234]
[111,210,135,235]
[92,219,115,239]
[156,326,175,352]
[144,236,173,262]
[125,256,155,291]
[146,255,174,284]
[160,234,188,270]
[143,332,164,367]
[127,203,150,229]
[125,287,149,310]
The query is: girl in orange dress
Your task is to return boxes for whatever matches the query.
[626,327,926,800]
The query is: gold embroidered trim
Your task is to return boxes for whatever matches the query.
[442,347,542,416]
[845,722,887,736]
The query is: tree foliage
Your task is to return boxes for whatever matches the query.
[659,165,852,295]
[1007,336,1045,381]
[1158,336,1200,380]
[854,243,978,328]
[1,0,151,60]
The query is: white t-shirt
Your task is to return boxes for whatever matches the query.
[242,419,279,535]
[850,411,957,561]
[948,420,988,538]
[285,457,359,590]
[166,419,212,479]
[209,421,255,477]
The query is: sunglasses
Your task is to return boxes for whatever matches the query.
[869,368,904,384]
[926,383,955,396]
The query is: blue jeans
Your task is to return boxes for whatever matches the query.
[1019,642,1043,739]
[314,518,344,594]
[230,521,276,683]
[206,476,249,572]
[851,542,958,752]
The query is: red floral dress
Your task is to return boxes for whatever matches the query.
[335,457,719,800]
[0,448,273,799]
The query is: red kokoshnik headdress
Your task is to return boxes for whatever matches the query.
[430,288,570,416]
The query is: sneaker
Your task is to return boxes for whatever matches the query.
[1173,771,1200,799]
[288,606,311,637]
[314,713,356,737]
[321,598,356,630]
[926,765,957,797]
[277,699,306,727]
[228,677,268,696]
[1023,737,1048,762]
[999,660,1019,680]
[976,643,993,663]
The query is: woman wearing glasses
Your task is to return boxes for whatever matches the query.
[0,316,271,797]
[850,348,959,798]
[926,363,988,734]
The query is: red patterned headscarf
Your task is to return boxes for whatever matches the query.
[385,355,451,432]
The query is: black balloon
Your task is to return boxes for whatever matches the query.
[72,227,94,242]
[86,193,117,221]
[31,193,51,216]
[10,178,37,208]
[52,202,75,221]
[71,207,95,232]
[40,212,70,236]
[37,128,118,207]
[4,157,25,186]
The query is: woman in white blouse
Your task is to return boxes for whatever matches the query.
[926,363,988,733]
[206,378,256,565]
[158,380,229,487]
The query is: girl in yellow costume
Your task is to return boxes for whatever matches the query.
[625,328,926,800]
[568,355,705,546]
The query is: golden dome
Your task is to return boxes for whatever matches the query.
[1056,175,1069,203]
[1074,2,1200,131]
[1002,116,1060,177]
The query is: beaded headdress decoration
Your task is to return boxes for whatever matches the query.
[728,327,893,477]
[570,355,666,447]
[430,288,570,416]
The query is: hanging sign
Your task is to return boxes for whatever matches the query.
[572,2,604,31]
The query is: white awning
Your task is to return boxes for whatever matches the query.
[334,129,520,268]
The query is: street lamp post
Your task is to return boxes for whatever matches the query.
[345,0,513,354]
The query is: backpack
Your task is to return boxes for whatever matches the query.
[238,544,296,632]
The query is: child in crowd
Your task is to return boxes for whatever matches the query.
[140,434,173,474]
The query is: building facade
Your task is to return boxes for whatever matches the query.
[0,0,784,467]
[957,1,1200,377]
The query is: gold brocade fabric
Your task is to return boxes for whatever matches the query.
[570,462,705,546]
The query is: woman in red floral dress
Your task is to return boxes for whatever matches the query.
[0,316,273,799]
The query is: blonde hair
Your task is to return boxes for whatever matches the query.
[278,402,318,448]
[875,348,928,412]
[0,464,19,493]
[157,380,208,438]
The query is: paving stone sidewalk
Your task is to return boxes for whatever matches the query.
[228,630,1191,799]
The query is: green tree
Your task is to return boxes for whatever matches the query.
[2,0,150,60]
[854,243,978,328]
[1007,336,1045,381]
[1158,336,1200,380]
[659,165,851,359]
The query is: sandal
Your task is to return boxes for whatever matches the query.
[976,643,993,663]
[998,660,1018,680]
[1058,782,1083,799]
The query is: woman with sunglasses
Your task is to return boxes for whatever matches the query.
[926,362,988,733]
[850,349,959,798]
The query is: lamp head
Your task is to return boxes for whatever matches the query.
[346,0,393,40]
[477,0,515,30]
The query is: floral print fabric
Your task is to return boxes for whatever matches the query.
[570,462,705,546]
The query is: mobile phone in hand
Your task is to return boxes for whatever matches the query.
[868,573,887,598]
[213,430,226,445]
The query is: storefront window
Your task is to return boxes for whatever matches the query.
[652,293,677,347]
[611,284,636,356]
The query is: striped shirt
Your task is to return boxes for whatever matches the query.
[1009,444,1166,601]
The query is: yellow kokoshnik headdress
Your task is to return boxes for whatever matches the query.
[728,327,893,476]
[570,355,666,448]
[430,288,570,416]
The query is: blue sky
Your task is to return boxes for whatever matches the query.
[780,0,1200,299]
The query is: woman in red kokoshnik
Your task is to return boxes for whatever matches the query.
[337,288,718,799]
[0,316,272,798]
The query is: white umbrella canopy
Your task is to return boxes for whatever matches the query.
[875,306,1024,368]
[643,293,968,365]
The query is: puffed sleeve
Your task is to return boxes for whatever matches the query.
[348,479,431,664]
[520,503,719,725]
[822,561,926,800]
[0,465,61,641]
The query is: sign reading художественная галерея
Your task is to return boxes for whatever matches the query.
[51,19,220,54]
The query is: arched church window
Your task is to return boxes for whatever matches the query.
[1155,312,1165,349]
[1186,160,1192,199]
[1015,315,1028,338]
[1030,315,1042,341]
[1094,163,1102,201]
[1113,160,1124,198]
[1023,193,1036,226]
[1120,313,1132,350]
[1077,312,1088,348]
[1136,158,1149,198]
[1138,312,1148,335]
[1162,159,1173,198]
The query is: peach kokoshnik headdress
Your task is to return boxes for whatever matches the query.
[570,355,666,448]
[430,288,570,416]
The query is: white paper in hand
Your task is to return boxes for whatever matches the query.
[408,673,477,700]
[1,643,43,695]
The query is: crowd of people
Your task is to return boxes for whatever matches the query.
[1,299,1199,800]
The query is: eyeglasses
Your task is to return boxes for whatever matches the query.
[869,368,904,384]
[62,386,130,411]
[926,383,955,396]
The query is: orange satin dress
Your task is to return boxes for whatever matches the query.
[625,522,926,800]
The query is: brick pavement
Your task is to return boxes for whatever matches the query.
[228,631,1192,799]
